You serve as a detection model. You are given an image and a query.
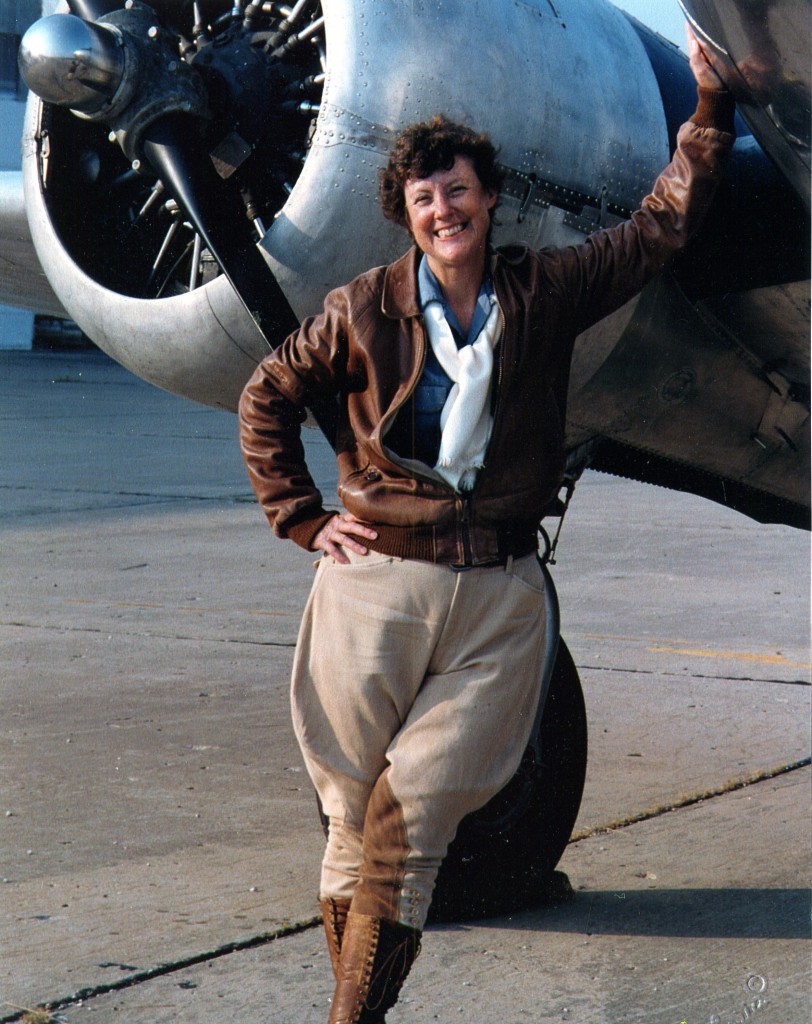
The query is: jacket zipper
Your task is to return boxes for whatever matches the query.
[457,304,505,564]
[460,493,473,565]
[487,303,507,451]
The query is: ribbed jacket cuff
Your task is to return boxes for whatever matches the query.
[284,510,336,551]
[691,86,736,133]
[368,523,438,562]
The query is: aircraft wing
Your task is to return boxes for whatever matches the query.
[583,0,811,528]
[680,0,810,207]
[6,0,810,528]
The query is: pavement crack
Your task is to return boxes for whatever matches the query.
[569,756,811,843]
[0,918,320,1023]
[1,620,296,649]
[578,663,810,686]
[0,484,240,501]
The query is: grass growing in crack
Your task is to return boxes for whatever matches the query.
[5,1011,63,1024]
[2,1006,62,1024]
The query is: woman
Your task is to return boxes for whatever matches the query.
[239,29,733,1023]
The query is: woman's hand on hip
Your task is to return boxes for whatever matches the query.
[313,513,378,563]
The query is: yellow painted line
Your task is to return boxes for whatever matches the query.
[647,645,810,669]
[123,601,165,608]
[575,632,810,670]
[579,633,648,642]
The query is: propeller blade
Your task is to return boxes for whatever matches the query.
[66,0,122,20]
[140,113,299,344]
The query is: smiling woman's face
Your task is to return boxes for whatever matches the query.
[403,155,497,283]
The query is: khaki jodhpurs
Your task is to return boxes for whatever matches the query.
[290,549,547,930]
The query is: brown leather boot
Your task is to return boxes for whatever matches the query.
[328,911,421,1023]
[320,896,352,979]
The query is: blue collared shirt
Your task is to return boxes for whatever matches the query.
[418,255,496,345]
[389,256,495,468]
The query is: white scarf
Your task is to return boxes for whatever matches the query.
[423,299,503,492]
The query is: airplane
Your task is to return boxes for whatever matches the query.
[2,0,809,921]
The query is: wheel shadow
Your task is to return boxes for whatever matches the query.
[436,885,811,940]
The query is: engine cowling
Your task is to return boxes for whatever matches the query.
[21,0,666,408]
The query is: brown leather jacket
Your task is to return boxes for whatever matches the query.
[240,90,735,565]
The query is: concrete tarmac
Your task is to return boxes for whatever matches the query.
[1,350,809,1024]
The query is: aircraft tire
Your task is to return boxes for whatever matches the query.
[316,638,587,923]
[428,637,587,922]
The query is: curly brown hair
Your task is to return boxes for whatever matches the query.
[378,115,504,229]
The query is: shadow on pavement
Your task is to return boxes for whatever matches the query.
[453,887,811,940]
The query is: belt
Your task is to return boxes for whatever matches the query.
[449,557,522,572]
[367,521,538,566]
